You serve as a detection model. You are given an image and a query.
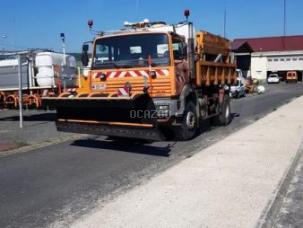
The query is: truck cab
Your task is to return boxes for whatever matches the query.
[80,28,190,98]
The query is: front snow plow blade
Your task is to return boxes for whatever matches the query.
[42,93,165,141]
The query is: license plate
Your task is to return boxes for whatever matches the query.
[92,83,106,90]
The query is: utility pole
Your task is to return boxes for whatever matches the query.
[18,54,23,128]
[283,0,286,36]
[60,33,66,65]
[223,1,227,38]
[60,33,67,91]
[282,0,287,50]
[136,0,140,20]
[1,34,7,54]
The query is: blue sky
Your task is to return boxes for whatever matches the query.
[0,0,302,52]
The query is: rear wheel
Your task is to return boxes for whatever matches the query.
[215,95,231,126]
[175,101,198,141]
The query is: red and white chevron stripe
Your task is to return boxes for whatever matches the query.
[93,69,169,79]
[117,88,130,97]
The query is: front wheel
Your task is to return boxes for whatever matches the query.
[174,101,198,141]
[215,95,231,126]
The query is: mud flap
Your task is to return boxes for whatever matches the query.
[42,94,165,141]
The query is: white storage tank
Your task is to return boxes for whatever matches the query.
[35,52,77,88]
[0,59,18,67]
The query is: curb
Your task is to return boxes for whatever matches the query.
[0,134,88,158]
[256,138,303,228]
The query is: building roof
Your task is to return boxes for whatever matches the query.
[232,35,303,52]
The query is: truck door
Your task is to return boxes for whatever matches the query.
[172,36,189,95]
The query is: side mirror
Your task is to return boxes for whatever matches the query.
[81,44,89,67]
[82,44,89,52]
[81,52,89,67]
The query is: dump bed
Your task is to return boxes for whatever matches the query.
[195,31,236,86]
[196,31,230,56]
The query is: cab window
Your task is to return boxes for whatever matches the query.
[172,37,186,60]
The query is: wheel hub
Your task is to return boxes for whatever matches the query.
[186,111,196,129]
[225,105,230,119]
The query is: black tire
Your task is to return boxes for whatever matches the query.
[215,95,231,126]
[175,101,198,141]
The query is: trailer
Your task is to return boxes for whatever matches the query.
[0,50,78,108]
[43,11,236,141]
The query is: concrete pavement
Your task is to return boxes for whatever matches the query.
[70,95,303,228]
[261,143,303,228]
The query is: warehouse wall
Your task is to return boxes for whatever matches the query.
[251,55,267,80]
[250,51,303,80]
[267,55,303,71]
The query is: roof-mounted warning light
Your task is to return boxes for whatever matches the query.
[88,20,94,29]
[143,18,150,24]
[184,9,190,21]
[124,19,150,29]
[87,20,103,36]
[60,33,65,42]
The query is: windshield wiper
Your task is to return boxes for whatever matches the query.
[118,59,156,67]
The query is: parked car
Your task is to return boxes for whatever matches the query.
[230,78,246,98]
[267,74,280,84]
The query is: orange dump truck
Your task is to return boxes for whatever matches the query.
[43,12,236,141]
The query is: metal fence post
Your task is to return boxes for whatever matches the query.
[18,54,23,128]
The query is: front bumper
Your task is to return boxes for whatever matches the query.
[42,94,167,141]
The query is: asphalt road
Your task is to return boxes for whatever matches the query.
[0,83,303,228]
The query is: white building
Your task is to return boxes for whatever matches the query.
[232,35,303,81]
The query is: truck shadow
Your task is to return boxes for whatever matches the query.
[195,112,240,136]
[231,113,240,118]
[71,138,172,157]
[70,112,239,156]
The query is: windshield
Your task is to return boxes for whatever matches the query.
[92,34,170,69]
